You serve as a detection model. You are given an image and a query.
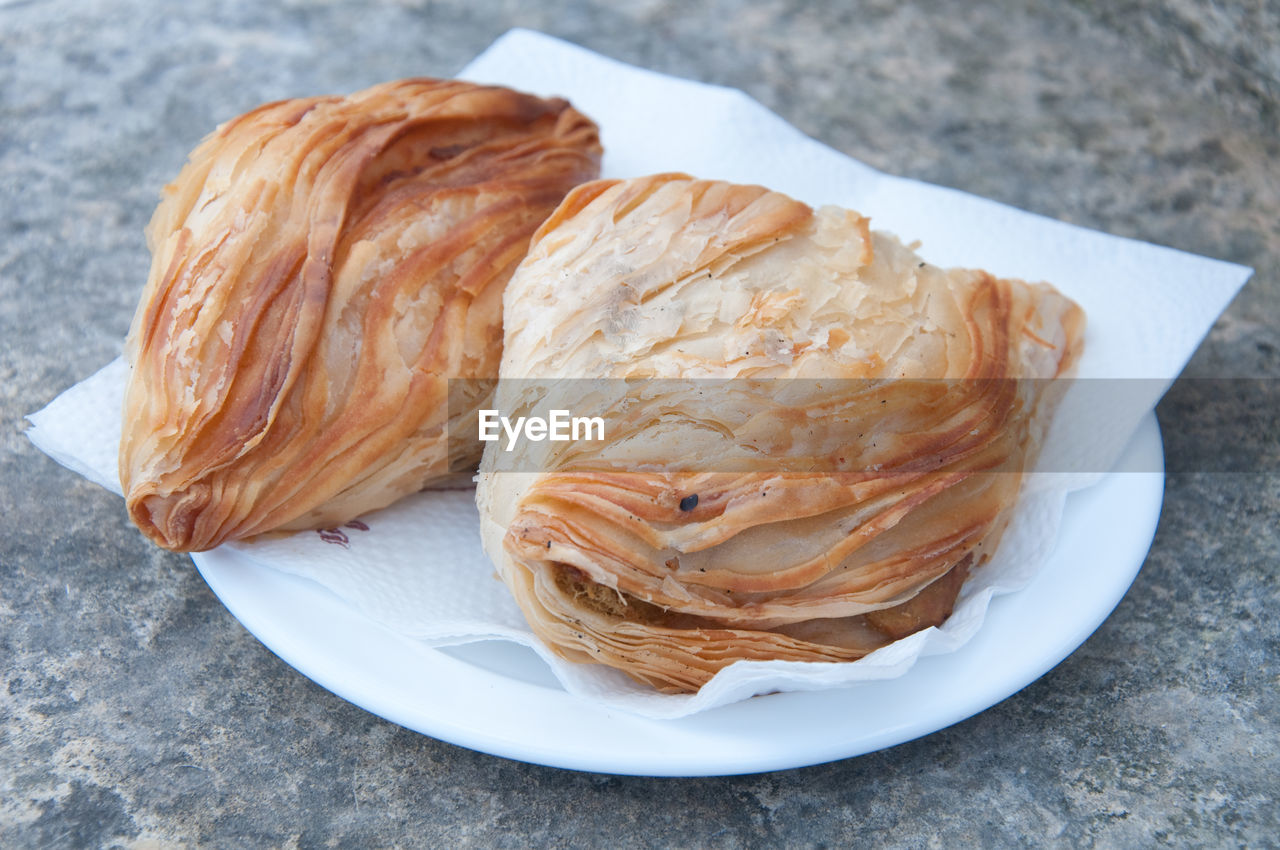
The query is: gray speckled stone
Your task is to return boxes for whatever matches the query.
[2,0,1276,846]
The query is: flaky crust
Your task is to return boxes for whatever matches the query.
[476,174,1084,693]
[120,79,601,551]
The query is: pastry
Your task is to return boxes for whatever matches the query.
[120,78,602,551]
[476,173,1084,693]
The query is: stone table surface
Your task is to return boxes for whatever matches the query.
[3,0,1277,846]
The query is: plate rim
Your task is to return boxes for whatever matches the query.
[192,413,1164,777]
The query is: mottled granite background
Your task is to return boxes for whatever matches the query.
[2,0,1277,846]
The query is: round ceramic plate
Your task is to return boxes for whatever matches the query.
[191,413,1164,777]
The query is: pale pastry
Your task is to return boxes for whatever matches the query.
[120,79,602,551]
[476,173,1084,693]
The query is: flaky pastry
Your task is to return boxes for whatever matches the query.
[476,174,1084,693]
[120,79,601,551]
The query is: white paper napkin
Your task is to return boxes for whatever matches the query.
[27,29,1252,719]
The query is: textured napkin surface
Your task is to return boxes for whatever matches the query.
[27,30,1252,719]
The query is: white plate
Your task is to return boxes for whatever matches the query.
[190,412,1163,777]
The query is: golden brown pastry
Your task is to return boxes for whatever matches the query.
[120,78,601,551]
[476,173,1084,693]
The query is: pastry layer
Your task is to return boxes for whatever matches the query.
[477,174,1084,692]
[121,79,601,551]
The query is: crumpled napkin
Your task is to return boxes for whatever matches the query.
[27,29,1251,719]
